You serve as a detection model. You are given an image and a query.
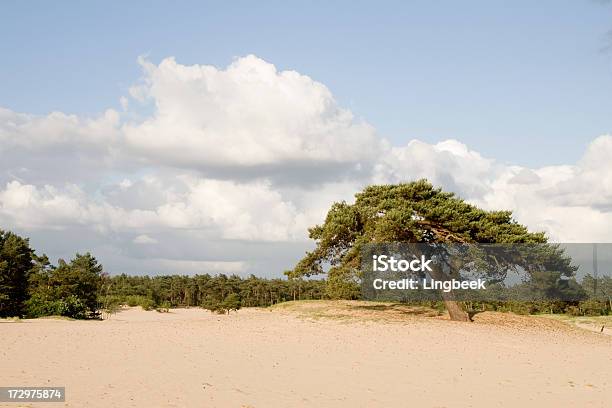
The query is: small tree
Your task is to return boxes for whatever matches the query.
[27,252,104,318]
[221,293,241,314]
[202,293,241,314]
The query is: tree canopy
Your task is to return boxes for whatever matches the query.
[288,180,560,320]
[26,253,105,318]
[0,229,35,317]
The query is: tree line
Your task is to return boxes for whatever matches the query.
[3,177,612,320]
[0,229,326,319]
[101,273,327,314]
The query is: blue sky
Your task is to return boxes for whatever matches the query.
[2,0,611,166]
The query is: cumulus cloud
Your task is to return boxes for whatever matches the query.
[0,108,120,150]
[373,139,496,199]
[0,177,309,241]
[0,108,122,186]
[468,135,612,242]
[0,54,611,275]
[122,55,384,179]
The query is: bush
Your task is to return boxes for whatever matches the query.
[221,293,241,313]
[125,295,145,307]
[124,295,156,310]
[25,294,88,319]
[156,301,171,313]
[579,300,607,316]
[565,305,581,316]
[201,298,222,314]
[139,298,155,311]
[99,295,122,319]
[201,293,242,314]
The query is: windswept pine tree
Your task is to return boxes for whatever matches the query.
[288,180,564,321]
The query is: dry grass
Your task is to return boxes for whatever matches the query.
[270,300,443,322]
[540,314,612,335]
[270,300,611,340]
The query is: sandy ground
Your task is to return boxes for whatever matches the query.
[1,302,611,408]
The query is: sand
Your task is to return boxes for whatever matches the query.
[1,302,611,408]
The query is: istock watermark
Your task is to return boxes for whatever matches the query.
[372,254,433,272]
[361,243,612,302]
[372,277,487,292]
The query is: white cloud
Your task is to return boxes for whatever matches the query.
[0,107,120,150]
[0,54,611,275]
[467,135,612,242]
[133,234,157,244]
[0,177,312,242]
[122,55,384,174]
[373,139,496,199]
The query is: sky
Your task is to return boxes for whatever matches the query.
[1,1,612,277]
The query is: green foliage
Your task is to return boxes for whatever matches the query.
[0,230,35,317]
[25,293,88,319]
[325,269,360,300]
[221,293,241,313]
[27,253,104,319]
[565,305,581,316]
[104,273,327,309]
[99,294,122,319]
[507,271,587,302]
[202,293,242,314]
[289,180,552,298]
[125,295,155,309]
[578,299,608,316]
[156,301,171,313]
[462,299,610,316]
[3,226,606,320]
[138,297,155,311]
[582,275,612,302]
[201,298,222,314]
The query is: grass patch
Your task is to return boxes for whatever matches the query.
[539,314,612,334]
[270,300,442,322]
[0,316,22,323]
[541,314,612,325]
[33,315,76,321]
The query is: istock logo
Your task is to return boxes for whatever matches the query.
[372,255,432,272]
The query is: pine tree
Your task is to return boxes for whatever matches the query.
[0,230,35,317]
[288,180,558,321]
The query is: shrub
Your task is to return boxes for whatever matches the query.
[579,300,607,316]
[221,293,241,313]
[124,295,156,310]
[156,301,171,313]
[125,295,144,307]
[565,305,581,316]
[139,298,155,311]
[25,294,88,319]
[201,293,241,314]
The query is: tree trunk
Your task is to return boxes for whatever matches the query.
[429,263,471,322]
[443,299,470,322]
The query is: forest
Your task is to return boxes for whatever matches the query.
[101,273,327,314]
[0,229,326,318]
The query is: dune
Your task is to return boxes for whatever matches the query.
[1,302,611,407]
